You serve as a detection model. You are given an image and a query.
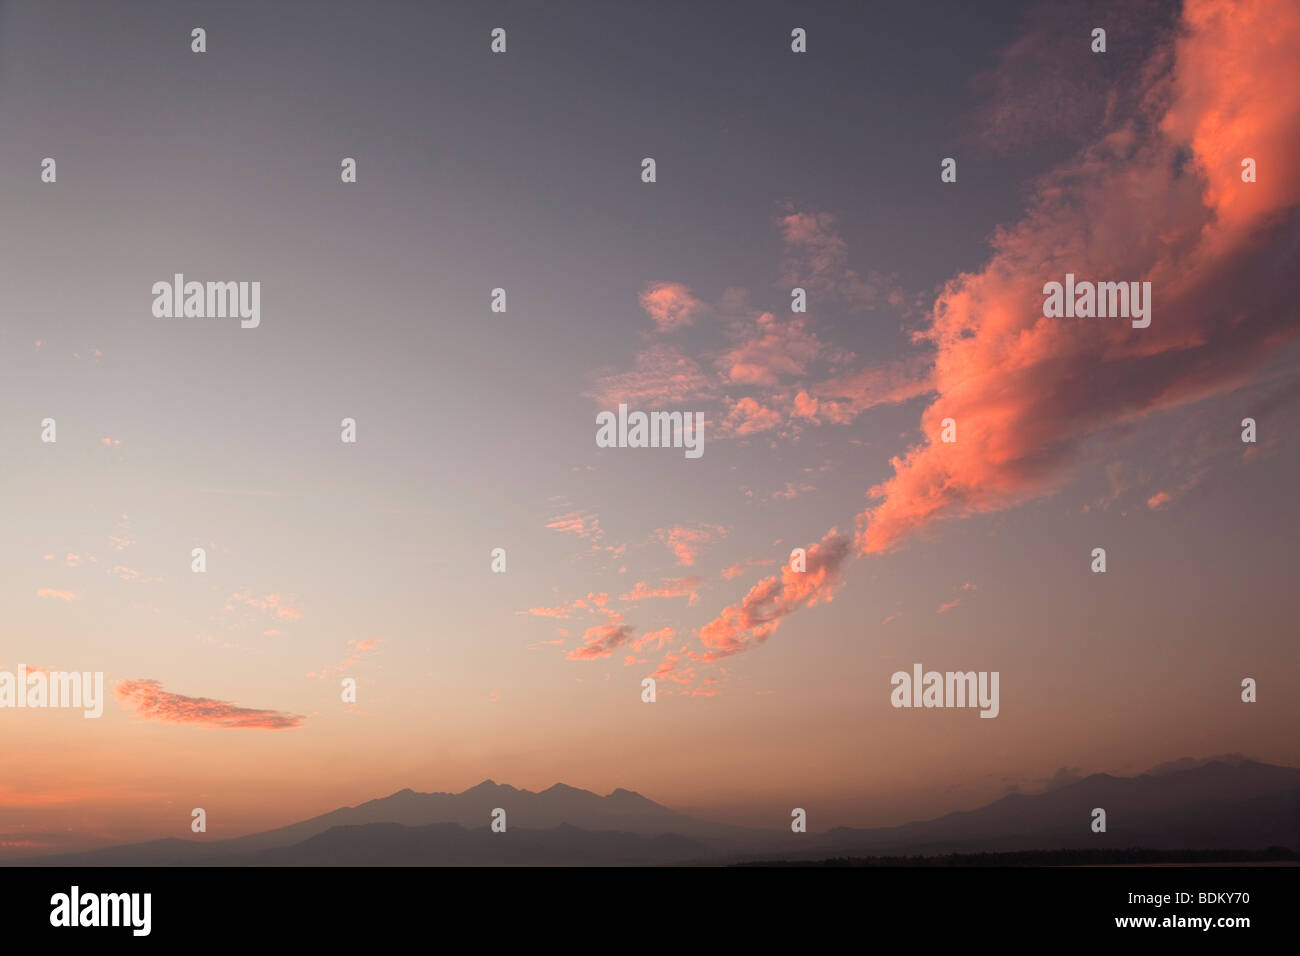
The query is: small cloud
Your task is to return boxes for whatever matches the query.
[1147,491,1173,510]
[619,577,703,607]
[639,282,707,332]
[308,637,383,679]
[655,524,727,567]
[115,680,304,730]
[225,591,303,621]
[567,624,635,661]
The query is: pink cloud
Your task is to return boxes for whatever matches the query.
[720,557,776,580]
[545,510,603,541]
[114,680,304,729]
[718,312,822,386]
[587,344,717,408]
[720,397,782,437]
[567,623,636,661]
[308,637,384,679]
[639,282,707,332]
[768,481,815,502]
[649,653,694,685]
[777,206,903,312]
[632,626,675,653]
[965,0,1177,156]
[520,592,611,619]
[655,524,727,567]
[619,577,703,607]
[225,591,303,621]
[696,529,850,661]
[856,0,1300,556]
[810,356,933,425]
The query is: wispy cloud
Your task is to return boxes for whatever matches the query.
[619,577,704,606]
[308,637,384,679]
[655,524,727,567]
[224,591,303,621]
[114,680,305,730]
[695,529,850,662]
[567,623,636,661]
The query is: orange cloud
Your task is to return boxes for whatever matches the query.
[520,592,610,619]
[586,344,717,408]
[720,557,776,580]
[655,524,727,567]
[545,510,603,540]
[640,282,706,332]
[309,637,383,679]
[108,565,140,581]
[769,481,815,502]
[114,680,304,729]
[696,530,850,661]
[1147,491,1173,510]
[810,355,933,425]
[649,653,694,685]
[632,627,674,653]
[718,311,822,386]
[567,623,636,661]
[619,577,703,606]
[720,396,782,436]
[35,588,76,602]
[856,0,1300,556]
[225,591,303,621]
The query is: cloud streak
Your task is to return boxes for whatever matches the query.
[114,680,305,730]
[695,530,851,662]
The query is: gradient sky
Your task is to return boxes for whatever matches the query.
[2,0,1298,857]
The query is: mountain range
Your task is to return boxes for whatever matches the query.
[12,757,1299,866]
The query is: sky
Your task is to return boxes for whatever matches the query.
[1,0,1298,856]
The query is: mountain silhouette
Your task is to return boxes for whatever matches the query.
[783,759,1300,860]
[215,822,708,866]
[12,758,1298,866]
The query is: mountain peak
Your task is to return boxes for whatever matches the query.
[541,782,586,795]
[1143,754,1254,776]
[606,787,662,808]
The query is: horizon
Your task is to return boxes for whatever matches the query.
[5,753,1293,861]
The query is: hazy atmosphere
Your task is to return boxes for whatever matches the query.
[2,0,1297,859]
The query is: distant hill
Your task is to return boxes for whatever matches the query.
[13,759,1299,867]
[775,759,1300,861]
[215,822,708,867]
